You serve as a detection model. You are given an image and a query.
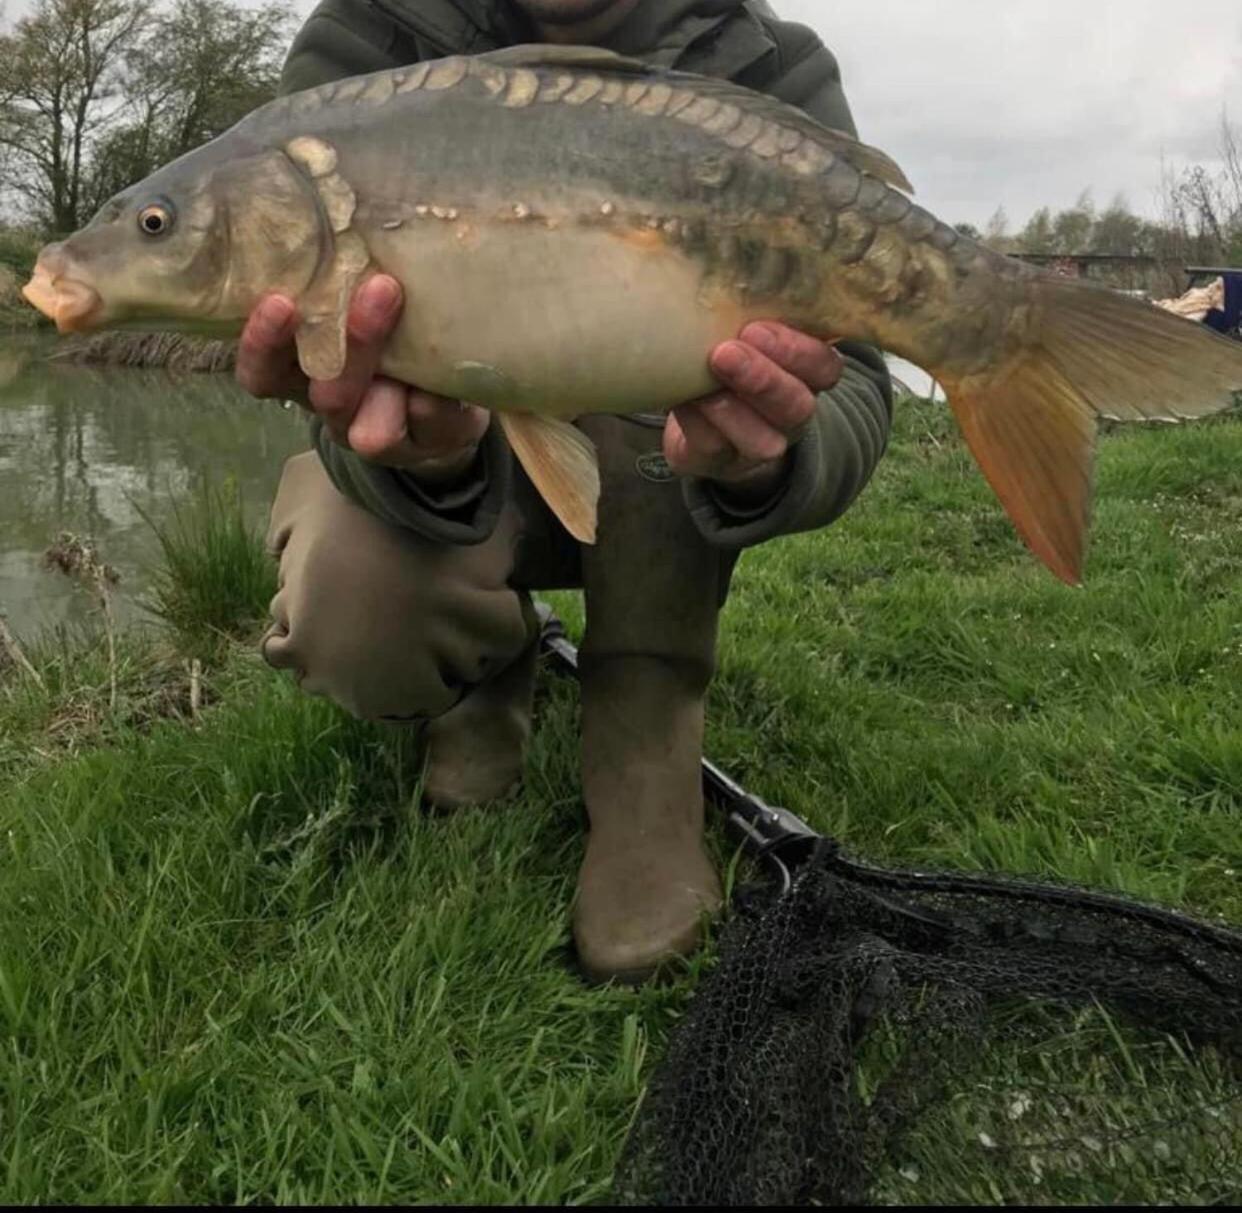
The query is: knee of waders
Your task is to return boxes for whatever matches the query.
[260,535,463,722]
[261,514,531,724]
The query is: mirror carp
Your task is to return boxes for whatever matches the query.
[23,45,1242,580]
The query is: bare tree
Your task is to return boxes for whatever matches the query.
[981,205,1014,253]
[0,0,148,232]
[0,0,292,233]
[1159,110,1242,268]
[1221,113,1242,217]
[87,0,291,207]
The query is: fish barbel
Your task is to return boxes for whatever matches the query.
[22,45,1242,580]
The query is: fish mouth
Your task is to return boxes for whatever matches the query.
[22,261,104,333]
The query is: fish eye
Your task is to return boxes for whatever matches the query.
[137,201,175,237]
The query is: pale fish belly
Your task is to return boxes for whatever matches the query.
[367,217,755,418]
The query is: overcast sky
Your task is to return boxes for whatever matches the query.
[781,0,1241,230]
[7,0,1240,229]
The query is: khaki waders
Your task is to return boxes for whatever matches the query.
[262,416,733,983]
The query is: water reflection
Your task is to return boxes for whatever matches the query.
[0,340,308,637]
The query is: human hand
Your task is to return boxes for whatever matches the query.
[234,274,490,484]
[664,322,844,503]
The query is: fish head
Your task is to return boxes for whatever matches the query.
[23,181,222,335]
[23,145,326,334]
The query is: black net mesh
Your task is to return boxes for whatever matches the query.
[612,840,1242,1206]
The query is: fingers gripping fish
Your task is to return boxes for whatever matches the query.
[23,45,1242,582]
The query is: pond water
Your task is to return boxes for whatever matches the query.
[0,338,309,639]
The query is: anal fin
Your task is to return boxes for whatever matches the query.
[498,412,600,544]
[943,359,1095,587]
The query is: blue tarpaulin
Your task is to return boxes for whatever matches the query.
[1204,271,1242,335]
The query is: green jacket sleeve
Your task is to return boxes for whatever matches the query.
[681,13,894,549]
[281,0,397,92]
[310,415,514,546]
[682,346,892,547]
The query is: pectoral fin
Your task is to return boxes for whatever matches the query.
[295,314,348,381]
[294,230,371,381]
[498,412,600,544]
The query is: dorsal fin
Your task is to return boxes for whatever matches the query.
[475,45,913,194]
[816,128,913,193]
[654,70,914,193]
[476,44,652,74]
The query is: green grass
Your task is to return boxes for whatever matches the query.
[1,400,1240,1203]
[0,227,40,281]
[0,226,45,331]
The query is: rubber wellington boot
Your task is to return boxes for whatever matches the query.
[567,414,732,985]
[421,601,540,811]
[574,652,724,984]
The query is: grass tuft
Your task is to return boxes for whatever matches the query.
[0,226,44,331]
[141,478,278,661]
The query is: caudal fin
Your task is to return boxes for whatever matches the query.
[940,277,1242,585]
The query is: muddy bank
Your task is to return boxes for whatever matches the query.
[47,331,238,373]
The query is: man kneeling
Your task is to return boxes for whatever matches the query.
[237,0,893,984]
